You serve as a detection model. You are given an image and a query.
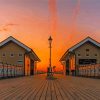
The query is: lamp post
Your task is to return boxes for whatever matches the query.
[48,36,53,77]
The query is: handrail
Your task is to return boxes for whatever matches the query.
[78,64,100,78]
[0,62,24,79]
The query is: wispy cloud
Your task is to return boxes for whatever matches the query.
[5,23,18,27]
[0,23,18,32]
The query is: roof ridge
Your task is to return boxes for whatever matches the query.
[60,36,100,61]
[0,36,31,51]
[69,36,100,52]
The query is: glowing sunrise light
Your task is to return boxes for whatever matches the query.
[0,0,99,71]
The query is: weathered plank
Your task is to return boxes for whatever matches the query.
[0,74,100,100]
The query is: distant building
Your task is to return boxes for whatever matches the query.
[0,36,40,76]
[60,37,100,76]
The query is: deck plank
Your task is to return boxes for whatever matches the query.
[45,80,52,100]
[51,80,57,100]
[40,80,49,100]
[0,74,100,100]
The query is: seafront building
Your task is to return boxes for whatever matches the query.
[60,37,100,76]
[0,36,40,76]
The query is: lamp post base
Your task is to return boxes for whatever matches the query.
[46,67,54,80]
[46,73,57,80]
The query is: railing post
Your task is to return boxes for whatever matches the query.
[16,65,17,77]
[0,63,2,78]
[14,64,15,77]
[8,64,10,78]
[99,64,100,78]
[18,66,19,76]
[6,63,8,78]
[10,64,12,77]
[2,62,4,78]
[90,66,91,77]
[94,64,95,78]
[82,66,83,76]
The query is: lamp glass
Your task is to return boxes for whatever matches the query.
[48,36,52,44]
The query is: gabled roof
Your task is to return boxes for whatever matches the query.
[69,37,100,52]
[0,36,40,61]
[0,36,31,51]
[60,37,100,61]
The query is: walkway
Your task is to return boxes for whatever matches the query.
[0,74,100,100]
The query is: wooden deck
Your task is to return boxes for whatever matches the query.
[0,74,100,100]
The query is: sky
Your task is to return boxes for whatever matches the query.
[0,0,100,71]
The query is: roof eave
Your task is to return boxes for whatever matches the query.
[59,50,69,61]
[0,36,32,52]
[69,37,100,52]
[31,51,41,62]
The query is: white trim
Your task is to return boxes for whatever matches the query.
[69,37,100,52]
[0,36,31,52]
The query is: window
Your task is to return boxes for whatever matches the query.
[18,60,23,64]
[18,60,23,62]
[86,49,89,52]
[86,54,89,57]
[95,54,97,56]
[10,53,14,57]
[19,53,23,57]
[78,54,81,56]
[2,53,6,57]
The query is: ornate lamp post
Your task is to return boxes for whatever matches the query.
[48,36,53,77]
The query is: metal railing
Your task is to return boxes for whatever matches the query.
[0,62,24,79]
[78,64,100,78]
